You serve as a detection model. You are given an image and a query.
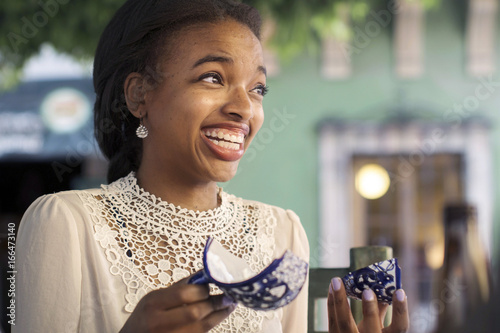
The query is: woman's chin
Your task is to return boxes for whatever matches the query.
[212,164,240,183]
[215,172,237,184]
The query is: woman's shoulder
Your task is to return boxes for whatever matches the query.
[21,187,103,229]
[27,187,101,210]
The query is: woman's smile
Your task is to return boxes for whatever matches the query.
[201,123,249,161]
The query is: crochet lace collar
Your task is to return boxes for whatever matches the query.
[102,172,230,220]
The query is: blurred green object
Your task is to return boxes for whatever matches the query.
[0,0,442,72]
[0,0,121,69]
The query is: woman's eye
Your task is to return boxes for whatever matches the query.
[201,73,223,84]
[252,84,269,97]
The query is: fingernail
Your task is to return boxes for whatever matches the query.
[222,295,236,307]
[362,289,375,301]
[331,277,342,291]
[396,289,405,302]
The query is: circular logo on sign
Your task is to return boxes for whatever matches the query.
[40,88,91,134]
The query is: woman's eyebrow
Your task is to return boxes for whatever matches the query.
[192,54,267,77]
[192,55,233,68]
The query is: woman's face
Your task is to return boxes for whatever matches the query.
[140,19,266,185]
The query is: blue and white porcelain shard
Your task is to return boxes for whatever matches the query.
[188,237,309,311]
[341,258,402,305]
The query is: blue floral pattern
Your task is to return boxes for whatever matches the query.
[342,258,401,304]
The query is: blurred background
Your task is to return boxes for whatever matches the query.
[0,0,499,332]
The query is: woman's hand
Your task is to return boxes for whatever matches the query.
[328,277,409,333]
[120,275,236,333]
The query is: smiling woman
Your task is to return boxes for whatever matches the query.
[13,1,409,333]
[13,1,309,333]
[127,20,267,198]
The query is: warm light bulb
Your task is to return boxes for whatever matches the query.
[424,241,444,270]
[355,164,391,200]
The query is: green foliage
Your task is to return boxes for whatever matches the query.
[248,0,387,60]
[0,0,124,69]
[0,0,441,75]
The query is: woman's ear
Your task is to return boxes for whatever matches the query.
[124,72,146,118]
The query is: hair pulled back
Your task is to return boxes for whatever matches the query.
[93,0,262,183]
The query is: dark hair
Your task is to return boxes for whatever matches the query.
[93,0,262,183]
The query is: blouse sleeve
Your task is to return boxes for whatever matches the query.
[14,194,82,333]
[276,209,310,333]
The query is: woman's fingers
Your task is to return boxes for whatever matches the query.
[156,294,237,332]
[328,277,358,333]
[328,278,410,333]
[144,282,210,311]
[175,301,237,333]
[326,277,409,333]
[377,302,389,326]
[143,273,209,311]
[358,289,383,333]
[384,289,409,333]
[120,273,238,333]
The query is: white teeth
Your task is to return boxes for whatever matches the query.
[219,141,239,150]
[204,129,244,144]
[209,138,239,150]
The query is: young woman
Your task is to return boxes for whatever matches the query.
[15,0,408,332]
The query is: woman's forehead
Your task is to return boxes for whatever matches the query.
[162,20,263,68]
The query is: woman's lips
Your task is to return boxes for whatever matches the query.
[201,127,247,161]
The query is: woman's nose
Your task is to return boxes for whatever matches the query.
[222,87,253,120]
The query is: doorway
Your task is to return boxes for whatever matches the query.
[352,154,464,332]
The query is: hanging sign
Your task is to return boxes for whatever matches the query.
[40,87,91,134]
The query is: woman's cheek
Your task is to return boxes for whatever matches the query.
[253,109,265,134]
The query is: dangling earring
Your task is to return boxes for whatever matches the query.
[136,113,148,139]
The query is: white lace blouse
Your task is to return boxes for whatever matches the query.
[14,173,309,332]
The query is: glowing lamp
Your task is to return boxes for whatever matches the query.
[355,164,391,200]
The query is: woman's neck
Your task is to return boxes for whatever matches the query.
[134,168,220,212]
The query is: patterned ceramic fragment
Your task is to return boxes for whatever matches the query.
[188,237,309,311]
[342,258,401,304]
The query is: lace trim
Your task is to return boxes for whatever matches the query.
[79,173,279,332]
